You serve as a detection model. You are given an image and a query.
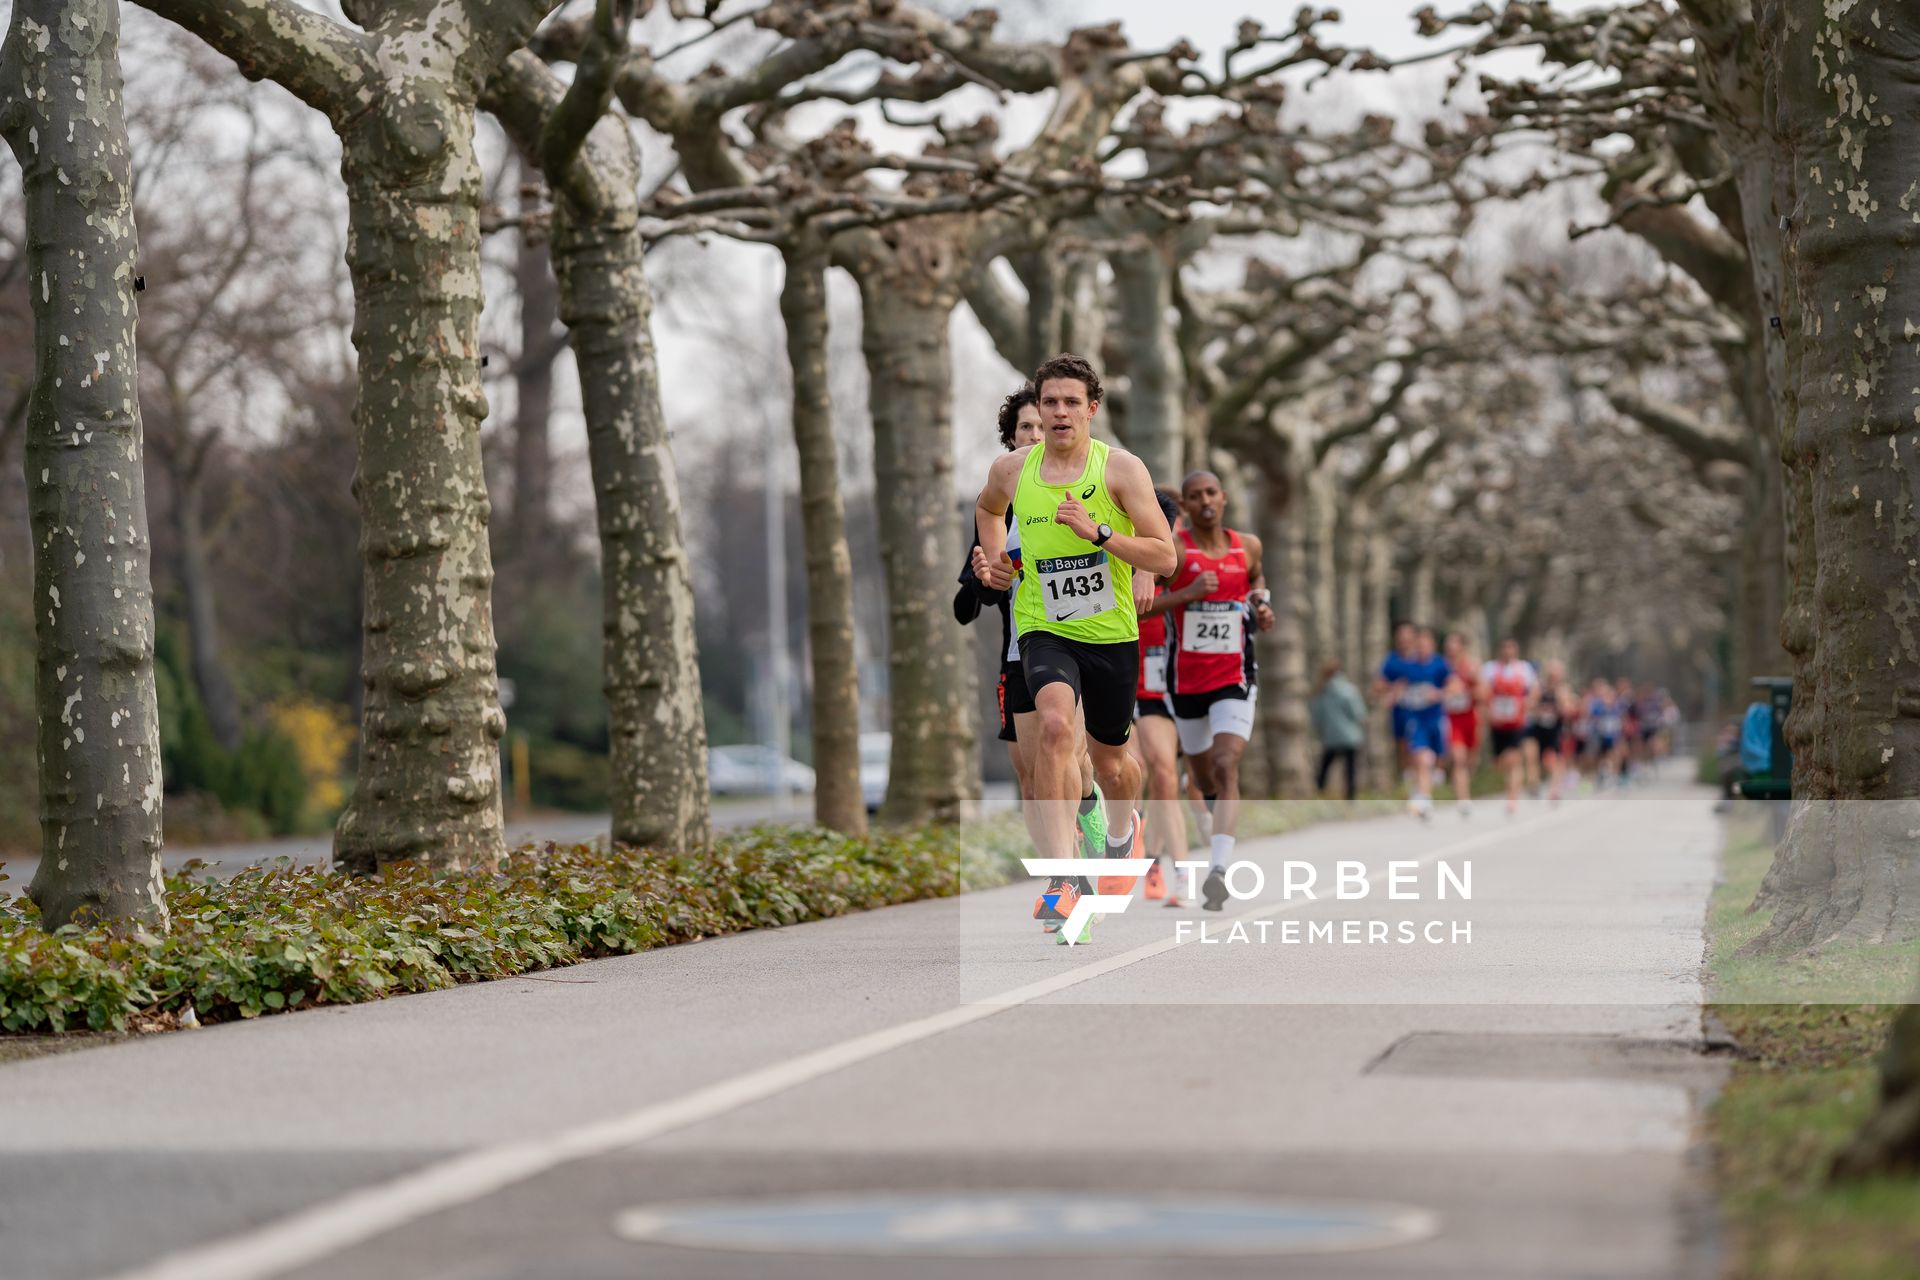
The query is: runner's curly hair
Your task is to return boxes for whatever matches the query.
[996,382,1039,449]
[1032,352,1103,405]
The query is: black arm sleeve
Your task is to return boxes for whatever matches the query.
[955,539,986,625]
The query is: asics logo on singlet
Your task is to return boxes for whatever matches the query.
[1018,856,1151,944]
[1022,514,1051,526]
[1080,484,1096,499]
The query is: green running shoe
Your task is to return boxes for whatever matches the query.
[1077,782,1108,859]
[1055,914,1094,946]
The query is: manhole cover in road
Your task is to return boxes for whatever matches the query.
[614,1191,1436,1257]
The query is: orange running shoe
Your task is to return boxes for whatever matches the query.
[1144,858,1167,901]
[1095,811,1147,895]
[1033,876,1079,933]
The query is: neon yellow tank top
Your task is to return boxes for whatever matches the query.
[1012,438,1137,645]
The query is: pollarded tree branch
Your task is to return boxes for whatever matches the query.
[134,0,369,121]
[539,0,635,190]
[1606,180,1755,318]
[1606,383,1749,467]
[462,0,576,78]
[963,268,1034,372]
[1313,360,1418,464]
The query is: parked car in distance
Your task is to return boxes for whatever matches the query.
[708,744,816,796]
[859,732,890,813]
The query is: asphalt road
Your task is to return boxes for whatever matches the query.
[0,778,1725,1280]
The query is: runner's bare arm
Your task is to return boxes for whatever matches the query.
[1093,450,1178,576]
[1243,533,1275,632]
[972,449,1025,589]
[1136,545,1182,614]
[1131,568,1156,615]
[1144,566,1217,616]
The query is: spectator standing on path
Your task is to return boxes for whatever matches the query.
[1310,659,1366,800]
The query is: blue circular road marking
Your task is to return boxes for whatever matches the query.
[614,1191,1437,1256]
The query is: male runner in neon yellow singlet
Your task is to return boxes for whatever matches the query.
[972,354,1178,942]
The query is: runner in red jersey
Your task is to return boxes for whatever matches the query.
[1478,638,1538,815]
[1130,487,1186,904]
[1442,632,1481,818]
[1151,471,1273,911]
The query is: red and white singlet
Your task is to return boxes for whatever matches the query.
[1482,660,1538,730]
[1166,528,1252,695]
[1138,605,1169,701]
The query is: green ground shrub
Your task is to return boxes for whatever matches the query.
[0,823,1030,1034]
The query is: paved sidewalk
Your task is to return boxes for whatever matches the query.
[0,780,1725,1279]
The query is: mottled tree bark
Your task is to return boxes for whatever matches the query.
[1754,20,1920,1192]
[1361,511,1396,791]
[332,82,504,872]
[1408,550,1436,629]
[1685,0,1814,768]
[485,48,711,852]
[854,272,978,825]
[1744,0,1920,956]
[507,149,560,587]
[1111,243,1185,486]
[1246,470,1284,800]
[1012,249,1063,373]
[781,242,865,835]
[1335,508,1364,681]
[1264,462,1315,798]
[1060,256,1106,373]
[2,0,168,928]
[141,0,564,873]
[1734,422,1788,689]
[1302,469,1337,665]
[551,160,707,851]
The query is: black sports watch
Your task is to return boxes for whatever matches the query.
[1092,523,1114,547]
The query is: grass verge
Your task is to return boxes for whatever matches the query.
[1706,814,1920,1279]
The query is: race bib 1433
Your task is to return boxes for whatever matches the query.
[1035,551,1116,623]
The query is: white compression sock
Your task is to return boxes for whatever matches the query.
[1209,833,1235,871]
[1106,812,1137,856]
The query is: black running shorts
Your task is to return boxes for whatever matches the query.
[1018,631,1137,747]
[1490,726,1527,757]
[1135,696,1172,721]
[1168,683,1253,720]
[997,660,1035,743]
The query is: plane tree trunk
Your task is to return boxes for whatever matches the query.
[2,0,168,927]
[781,241,866,835]
[141,0,567,872]
[484,46,712,852]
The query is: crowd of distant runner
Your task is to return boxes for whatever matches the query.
[1370,622,1679,820]
[957,354,1681,946]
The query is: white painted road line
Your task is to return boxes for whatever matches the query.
[106,805,1580,1280]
